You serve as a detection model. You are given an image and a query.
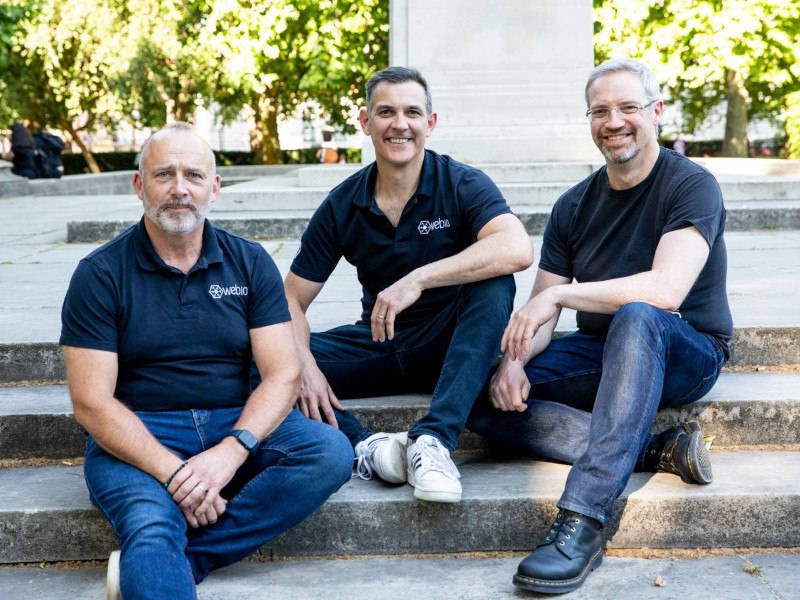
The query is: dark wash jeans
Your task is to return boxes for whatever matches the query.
[311,275,516,452]
[467,302,726,525]
[84,408,352,599]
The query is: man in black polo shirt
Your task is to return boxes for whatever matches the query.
[60,123,353,599]
[285,66,533,503]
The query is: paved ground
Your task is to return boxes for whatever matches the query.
[2,193,800,344]
[1,551,798,600]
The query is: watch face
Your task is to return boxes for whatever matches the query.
[236,429,258,452]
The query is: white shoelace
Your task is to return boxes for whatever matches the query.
[354,454,374,480]
[413,437,460,479]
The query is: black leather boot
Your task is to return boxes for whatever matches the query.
[643,421,713,484]
[513,510,603,594]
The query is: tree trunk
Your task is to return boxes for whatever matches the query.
[60,120,101,174]
[721,69,749,158]
[250,92,282,164]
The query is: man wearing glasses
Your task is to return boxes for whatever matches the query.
[468,58,732,593]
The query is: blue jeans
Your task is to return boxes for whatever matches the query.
[467,302,726,525]
[312,275,515,452]
[84,408,352,599]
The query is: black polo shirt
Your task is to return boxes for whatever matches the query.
[60,218,290,411]
[291,150,512,328]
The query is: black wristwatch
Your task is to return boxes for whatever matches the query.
[230,429,259,455]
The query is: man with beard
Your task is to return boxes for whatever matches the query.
[467,58,732,593]
[60,123,353,599]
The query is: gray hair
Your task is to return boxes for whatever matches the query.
[585,58,661,106]
[138,122,216,174]
[365,66,433,115]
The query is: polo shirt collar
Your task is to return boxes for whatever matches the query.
[132,217,222,272]
[353,150,435,209]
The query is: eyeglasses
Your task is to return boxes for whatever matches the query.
[586,99,658,122]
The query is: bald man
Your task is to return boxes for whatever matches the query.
[60,123,353,599]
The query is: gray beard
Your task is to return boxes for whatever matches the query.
[601,142,641,165]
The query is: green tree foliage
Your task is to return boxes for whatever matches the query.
[192,0,389,164]
[594,0,800,157]
[114,0,388,164]
[0,0,129,172]
[2,0,388,168]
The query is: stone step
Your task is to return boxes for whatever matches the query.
[2,323,797,385]
[1,372,798,460]
[0,449,797,563]
[0,551,796,600]
[211,177,800,213]
[64,203,800,243]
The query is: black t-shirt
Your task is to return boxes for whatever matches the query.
[291,150,512,328]
[540,147,733,356]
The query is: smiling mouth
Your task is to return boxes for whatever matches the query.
[387,138,411,144]
[604,133,632,142]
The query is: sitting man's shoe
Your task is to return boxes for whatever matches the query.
[645,421,713,484]
[406,434,462,503]
[513,510,603,594]
[354,432,408,483]
[106,550,121,600]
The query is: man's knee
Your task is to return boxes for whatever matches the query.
[607,302,670,352]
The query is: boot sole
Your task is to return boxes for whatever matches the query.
[685,429,713,484]
[512,549,603,594]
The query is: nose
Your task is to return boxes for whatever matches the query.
[605,108,626,128]
[171,174,189,197]
[391,112,408,130]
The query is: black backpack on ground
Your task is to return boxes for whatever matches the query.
[33,132,65,178]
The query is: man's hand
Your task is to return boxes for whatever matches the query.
[296,361,345,427]
[166,443,244,528]
[489,358,531,412]
[371,275,423,342]
[501,290,560,361]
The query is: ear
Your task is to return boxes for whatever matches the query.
[132,171,144,201]
[426,111,438,138]
[210,173,221,202]
[653,99,664,126]
[358,108,370,135]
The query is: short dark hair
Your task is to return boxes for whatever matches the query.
[365,66,433,115]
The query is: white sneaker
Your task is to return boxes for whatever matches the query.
[406,434,462,503]
[106,550,121,600]
[354,432,408,483]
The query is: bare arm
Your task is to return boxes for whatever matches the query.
[503,226,710,361]
[372,213,533,341]
[64,346,184,481]
[284,272,345,426]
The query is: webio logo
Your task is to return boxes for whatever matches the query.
[417,218,451,235]
[209,284,249,299]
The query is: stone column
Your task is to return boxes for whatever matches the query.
[364,0,600,164]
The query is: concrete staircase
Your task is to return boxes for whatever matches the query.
[0,162,799,597]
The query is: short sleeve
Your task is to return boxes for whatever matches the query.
[662,171,725,248]
[290,199,342,283]
[457,169,512,239]
[59,259,120,352]
[248,246,291,329]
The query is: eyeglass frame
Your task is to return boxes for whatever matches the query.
[585,99,659,122]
